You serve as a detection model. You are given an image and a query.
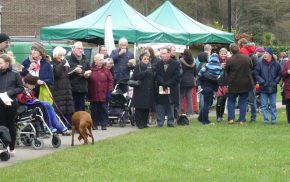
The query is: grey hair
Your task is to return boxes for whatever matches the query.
[52,46,67,58]
[94,53,104,61]
[204,44,212,52]
[118,37,128,46]
[219,48,228,54]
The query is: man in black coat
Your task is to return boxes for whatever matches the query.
[66,41,90,111]
[155,47,180,127]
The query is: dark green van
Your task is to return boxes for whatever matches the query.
[8,42,92,64]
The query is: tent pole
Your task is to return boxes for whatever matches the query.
[134,42,137,58]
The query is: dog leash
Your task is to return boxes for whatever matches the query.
[43,83,72,128]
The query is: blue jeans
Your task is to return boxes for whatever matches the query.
[227,92,249,122]
[41,101,66,132]
[248,88,257,121]
[260,93,277,123]
[156,104,174,126]
[90,102,109,127]
[199,86,214,124]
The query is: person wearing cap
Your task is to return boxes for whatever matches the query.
[21,42,54,97]
[225,43,254,125]
[0,33,10,54]
[255,47,265,62]
[0,54,24,156]
[254,48,281,125]
[197,53,223,125]
[66,41,90,112]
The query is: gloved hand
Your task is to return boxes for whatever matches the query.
[106,91,112,101]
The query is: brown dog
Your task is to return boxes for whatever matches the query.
[71,111,94,146]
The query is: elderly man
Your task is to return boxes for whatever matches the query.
[110,37,134,93]
[254,48,281,125]
[99,45,110,59]
[155,48,180,127]
[66,41,90,111]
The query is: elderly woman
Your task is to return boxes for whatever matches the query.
[130,52,155,129]
[50,46,75,128]
[21,42,54,97]
[0,54,24,155]
[88,54,114,130]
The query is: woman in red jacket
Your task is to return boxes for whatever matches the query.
[88,54,114,130]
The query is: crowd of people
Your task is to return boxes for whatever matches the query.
[0,32,290,156]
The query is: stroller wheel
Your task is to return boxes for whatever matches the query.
[20,134,32,146]
[0,151,10,161]
[129,114,135,126]
[32,138,44,150]
[119,117,126,127]
[51,134,61,148]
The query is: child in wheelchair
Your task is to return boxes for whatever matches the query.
[17,76,70,135]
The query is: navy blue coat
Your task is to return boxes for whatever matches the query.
[21,58,54,85]
[110,48,134,84]
[254,59,281,93]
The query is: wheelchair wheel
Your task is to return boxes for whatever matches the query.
[0,151,10,161]
[20,134,32,146]
[32,138,44,150]
[51,135,61,148]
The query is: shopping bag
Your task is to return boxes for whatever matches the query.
[38,84,53,104]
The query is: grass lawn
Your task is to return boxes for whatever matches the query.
[0,108,290,181]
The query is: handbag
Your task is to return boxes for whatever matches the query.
[127,80,141,88]
[128,64,142,88]
[38,84,53,104]
[216,85,228,97]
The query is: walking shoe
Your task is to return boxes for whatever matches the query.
[101,126,107,130]
[167,124,175,128]
[156,124,163,128]
[239,122,245,125]
[217,117,223,122]
[228,120,234,124]
[49,128,57,133]
[204,122,215,126]
[9,150,15,157]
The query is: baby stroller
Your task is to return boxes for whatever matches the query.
[108,86,135,127]
[0,126,11,161]
[15,105,61,150]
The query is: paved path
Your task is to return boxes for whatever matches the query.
[0,126,138,168]
[0,102,284,168]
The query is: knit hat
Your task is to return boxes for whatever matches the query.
[209,53,220,63]
[0,33,10,43]
[31,42,45,56]
[256,47,265,53]
[265,48,274,58]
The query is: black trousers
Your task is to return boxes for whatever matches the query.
[0,101,18,150]
[134,108,149,129]
[216,95,227,118]
[286,103,290,123]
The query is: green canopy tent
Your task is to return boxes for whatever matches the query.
[40,0,186,44]
[147,1,234,44]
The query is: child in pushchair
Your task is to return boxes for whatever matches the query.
[108,86,135,127]
[0,126,12,161]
